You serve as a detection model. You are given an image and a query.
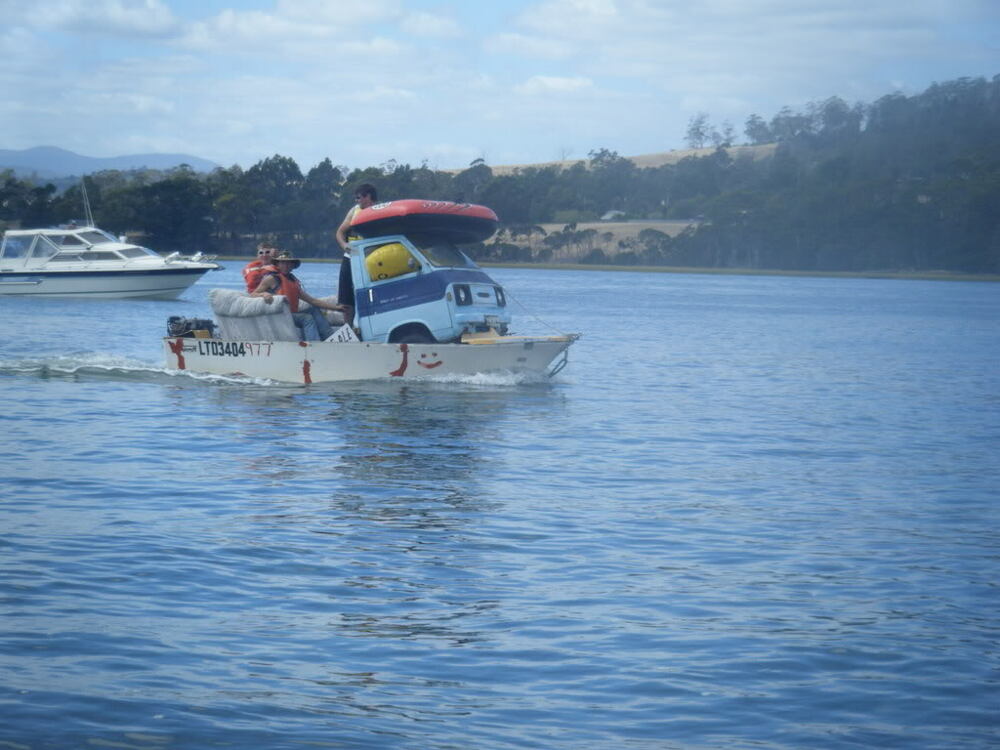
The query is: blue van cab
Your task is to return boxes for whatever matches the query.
[347,233,511,344]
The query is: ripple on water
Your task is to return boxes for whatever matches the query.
[2,271,999,749]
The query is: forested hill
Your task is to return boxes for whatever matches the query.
[2,74,998,274]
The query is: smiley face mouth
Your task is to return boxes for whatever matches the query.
[416,352,443,369]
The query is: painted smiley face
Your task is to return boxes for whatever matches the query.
[416,351,443,369]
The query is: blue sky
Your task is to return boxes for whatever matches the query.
[1,0,997,172]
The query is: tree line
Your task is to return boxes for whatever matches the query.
[2,74,998,273]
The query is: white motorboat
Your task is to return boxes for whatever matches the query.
[162,198,578,384]
[162,289,577,384]
[164,330,577,384]
[0,226,221,299]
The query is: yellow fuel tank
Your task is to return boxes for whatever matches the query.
[365,242,420,281]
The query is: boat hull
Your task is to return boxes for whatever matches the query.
[0,267,214,299]
[164,335,577,384]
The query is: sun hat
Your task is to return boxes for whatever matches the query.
[272,250,301,269]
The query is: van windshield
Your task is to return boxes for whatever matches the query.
[410,236,478,268]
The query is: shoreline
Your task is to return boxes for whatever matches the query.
[216,256,1000,283]
[481,263,1000,282]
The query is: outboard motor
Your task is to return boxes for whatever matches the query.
[167,316,216,338]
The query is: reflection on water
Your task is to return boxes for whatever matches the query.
[187,378,529,492]
[143,379,536,652]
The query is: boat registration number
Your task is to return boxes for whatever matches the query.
[196,340,272,357]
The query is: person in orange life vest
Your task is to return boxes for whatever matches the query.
[250,251,349,341]
[242,241,277,293]
[335,183,377,326]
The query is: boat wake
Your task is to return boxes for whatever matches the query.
[0,353,559,388]
[424,370,554,387]
[0,352,270,386]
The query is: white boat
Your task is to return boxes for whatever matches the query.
[0,226,221,299]
[162,198,578,384]
[164,331,578,384]
[162,289,577,384]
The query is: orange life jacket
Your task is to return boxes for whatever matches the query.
[265,270,302,312]
[243,260,277,293]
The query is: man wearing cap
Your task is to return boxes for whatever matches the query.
[250,251,349,341]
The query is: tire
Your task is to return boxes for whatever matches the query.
[394,329,435,344]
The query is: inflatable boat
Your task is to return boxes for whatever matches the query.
[350,200,499,244]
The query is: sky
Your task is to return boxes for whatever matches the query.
[1,0,997,173]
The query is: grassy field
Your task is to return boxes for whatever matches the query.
[535,219,694,240]
[449,143,777,176]
[496,219,697,261]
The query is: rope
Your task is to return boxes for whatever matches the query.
[504,287,570,337]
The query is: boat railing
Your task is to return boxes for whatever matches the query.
[162,251,218,265]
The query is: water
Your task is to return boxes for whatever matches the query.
[1,264,998,749]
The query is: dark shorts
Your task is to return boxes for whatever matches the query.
[338,256,354,307]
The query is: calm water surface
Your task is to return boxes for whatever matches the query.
[1,264,998,749]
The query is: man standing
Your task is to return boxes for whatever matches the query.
[335,183,377,325]
[251,251,348,341]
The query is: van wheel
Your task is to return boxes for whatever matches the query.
[395,330,435,344]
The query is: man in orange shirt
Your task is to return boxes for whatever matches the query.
[242,242,278,293]
[251,251,348,341]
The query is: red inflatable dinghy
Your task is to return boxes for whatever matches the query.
[350,200,499,244]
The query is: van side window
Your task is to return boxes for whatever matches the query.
[409,237,475,267]
[364,242,421,282]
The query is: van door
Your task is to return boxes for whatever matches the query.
[353,239,427,342]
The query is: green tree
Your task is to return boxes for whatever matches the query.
[685,113,711,149]
[138,167,213,250]
[301,158,344,231]
[744,114,773,145]
[243,155,304,234]
[453,159,493,203]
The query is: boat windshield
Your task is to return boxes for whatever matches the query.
[409,236,478,268]
[78,230,117,245]
[81,251,123,261]
[30,236,62,259]
[0,236,31,258]
[120,247,157,258]
[60,230,116,246]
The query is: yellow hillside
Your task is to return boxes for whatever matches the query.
[450,143,776,176]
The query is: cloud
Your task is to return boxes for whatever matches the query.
[400,11,463,38]
[514,0,628,41]
[514,75,594,95]
[2,0,998,172]
[498,0,999,123]
[275,0,401,27]
[0,27,55,73]
[2,0,180,37]
[178,0,407,52]
[484,32,574,60]
[181,9,324,50]
[351,85,419,103]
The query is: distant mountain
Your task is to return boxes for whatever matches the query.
[0,146,218,179]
